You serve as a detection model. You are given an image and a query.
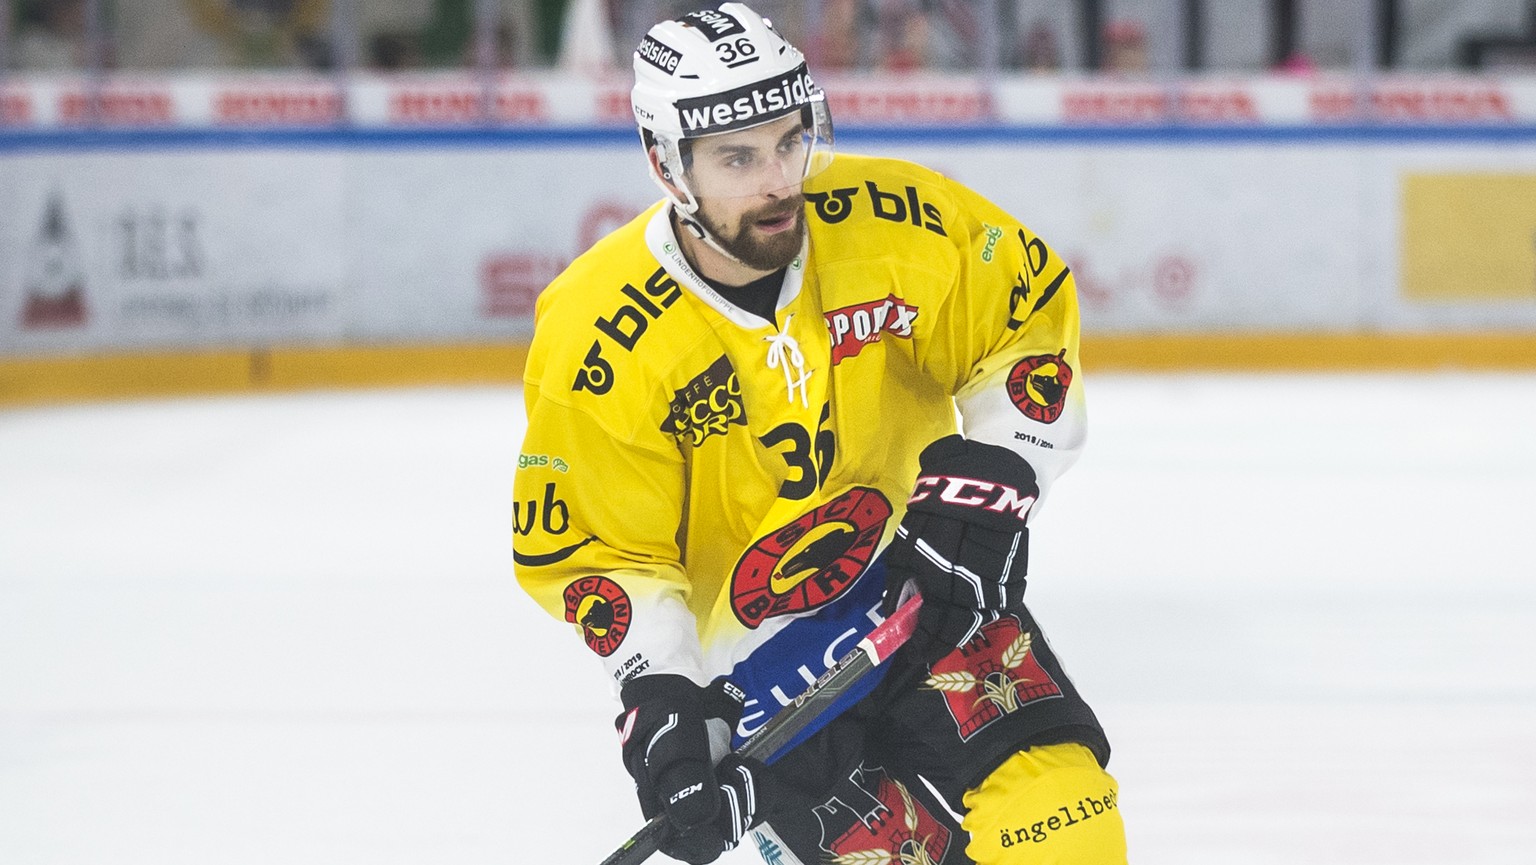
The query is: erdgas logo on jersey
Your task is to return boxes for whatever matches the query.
[674,64,816,136]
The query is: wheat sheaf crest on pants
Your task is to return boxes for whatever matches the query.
[829,778,939,865]
[924,631,1035,713]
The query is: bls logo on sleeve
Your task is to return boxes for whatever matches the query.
[1007,350,1072,423]
[573,267,683,396]
[563,575,632,657]
[805,180,946,236]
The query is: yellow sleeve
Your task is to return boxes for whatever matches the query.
[514,316,704,691]
[931,176,1087,519]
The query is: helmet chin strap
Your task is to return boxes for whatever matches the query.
[671,205,756,270]
[647,142,755,271]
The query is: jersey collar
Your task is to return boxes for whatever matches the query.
[646,204,807,330]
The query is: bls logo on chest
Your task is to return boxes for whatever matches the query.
[806,181,946,236]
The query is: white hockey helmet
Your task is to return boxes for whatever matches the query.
[631,3,834,213]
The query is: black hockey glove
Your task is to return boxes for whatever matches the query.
[882,435,1038,662]
[616,674,764,865]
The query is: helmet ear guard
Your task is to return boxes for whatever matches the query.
[642,132,700,215]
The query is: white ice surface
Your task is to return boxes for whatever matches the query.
[2,374,1534,864]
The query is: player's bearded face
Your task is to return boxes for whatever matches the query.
[693,192,806,271]
[683,116,812,271]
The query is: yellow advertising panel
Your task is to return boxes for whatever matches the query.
[1400,173,1536,301]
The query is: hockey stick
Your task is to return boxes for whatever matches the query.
[596,593,923,865]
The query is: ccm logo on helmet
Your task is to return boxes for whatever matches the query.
[674,64,817,135]
[908,475,1036,521]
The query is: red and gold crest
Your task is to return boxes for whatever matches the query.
[925,616,1062,741]
[562,575,631,657]
[1006,350,1072,424]
[730,487,892,628]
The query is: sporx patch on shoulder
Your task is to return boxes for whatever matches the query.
[1007,351,1072,424]
[563,575,632,657]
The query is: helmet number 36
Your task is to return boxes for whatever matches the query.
[717,37,759,68]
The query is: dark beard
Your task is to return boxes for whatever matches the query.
[698,198,806,271]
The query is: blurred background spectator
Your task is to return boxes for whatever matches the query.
[1102,17,1148,74]
[812,0,864,69]
[12,0,93,70]
[1016,18,1063,71]
[4,0,1536,73]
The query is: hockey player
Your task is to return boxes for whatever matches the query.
[513,4,1126,863]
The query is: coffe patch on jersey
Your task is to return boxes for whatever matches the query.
[823,294,919,365]
[1006,350,1072,424]
[573,267,683,396]
[663,354,747,446]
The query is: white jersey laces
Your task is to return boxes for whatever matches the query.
[764,314,812,407]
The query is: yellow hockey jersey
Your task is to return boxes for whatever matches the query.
[514,153,1085,698]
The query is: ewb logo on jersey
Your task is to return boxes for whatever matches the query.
[513,480,596,567]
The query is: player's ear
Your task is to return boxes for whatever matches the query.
[648,146,683,197]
